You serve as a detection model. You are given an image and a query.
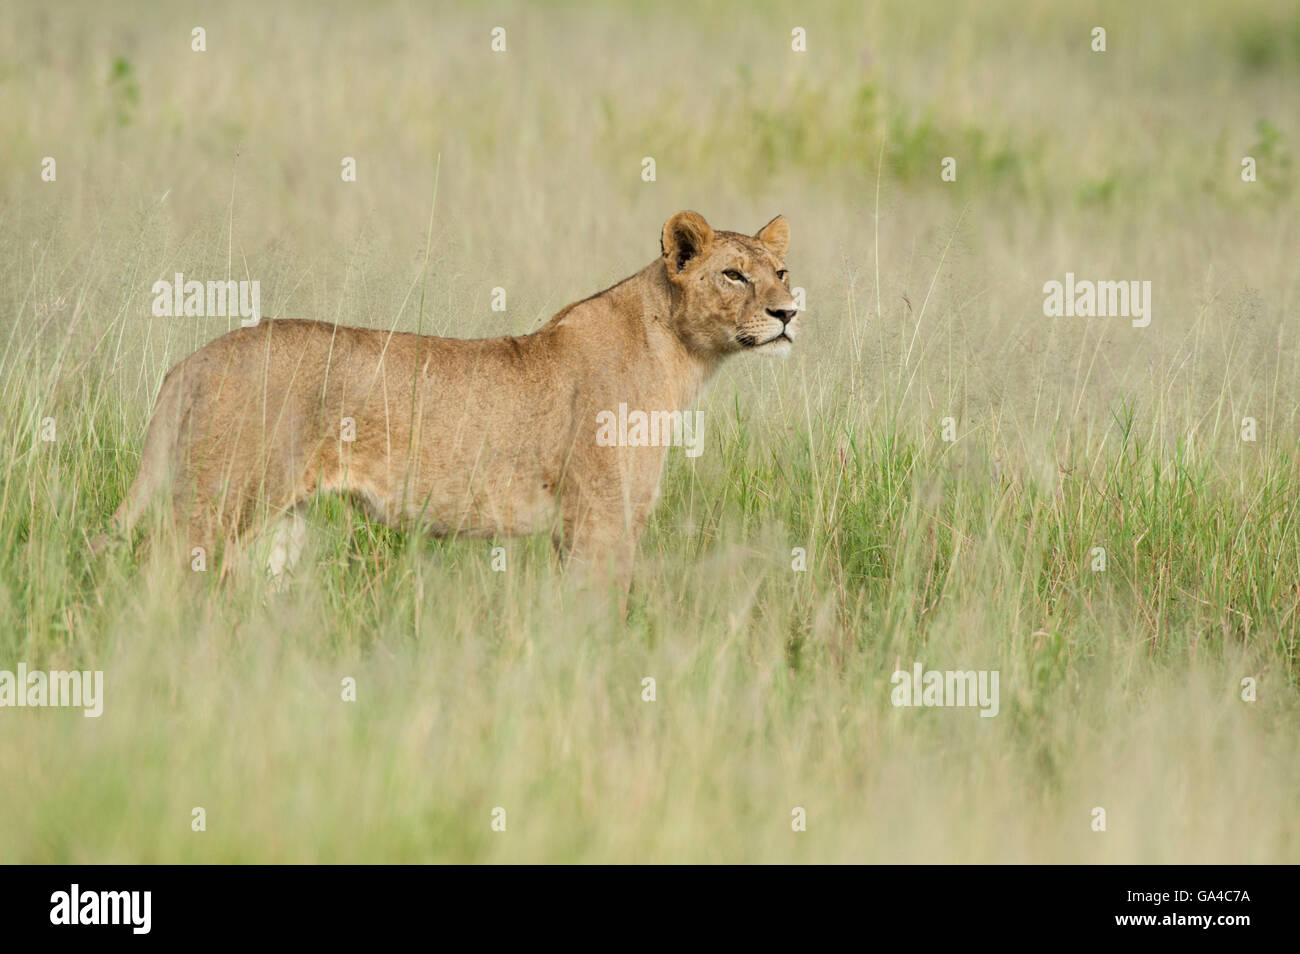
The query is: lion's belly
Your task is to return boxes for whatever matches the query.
[407,470,560,539]
[322,437,560,539]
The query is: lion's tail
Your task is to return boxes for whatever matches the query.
[91,367,187,554]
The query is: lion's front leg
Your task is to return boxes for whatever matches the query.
[552,444,667,617]
[554,500,638,592]
[553,485,655,604]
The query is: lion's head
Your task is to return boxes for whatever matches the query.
[660,210,799,358]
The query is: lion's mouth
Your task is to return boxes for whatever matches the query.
[738,330,795,349]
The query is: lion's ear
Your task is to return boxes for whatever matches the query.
[661,211,715,273]
[755,215,789,259]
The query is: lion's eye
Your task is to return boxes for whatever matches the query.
[777,269,789,281]
[723,269,746,283]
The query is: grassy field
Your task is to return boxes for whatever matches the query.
[1,0,1298,862]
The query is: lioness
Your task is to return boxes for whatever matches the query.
[96,210,798,588]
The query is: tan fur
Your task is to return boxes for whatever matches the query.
[95,211,799,588]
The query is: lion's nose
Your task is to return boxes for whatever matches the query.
[767,307,797,325]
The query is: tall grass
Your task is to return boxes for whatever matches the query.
[0,0,1297,862]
